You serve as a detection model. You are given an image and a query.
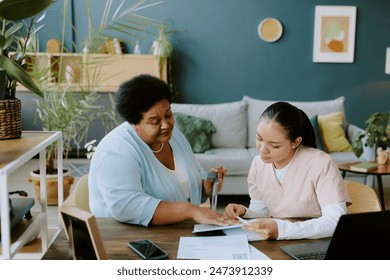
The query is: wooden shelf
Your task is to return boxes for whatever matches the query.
[20,52,167,93]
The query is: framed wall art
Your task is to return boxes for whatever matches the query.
[313,6,357,63]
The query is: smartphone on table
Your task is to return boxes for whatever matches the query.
[128,239,168,260]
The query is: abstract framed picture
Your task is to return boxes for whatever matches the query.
[313,6,357,63]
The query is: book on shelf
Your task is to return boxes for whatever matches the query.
[350,162,378,172]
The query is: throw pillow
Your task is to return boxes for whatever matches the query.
[174,112,216,153]
[172,100,247,148]
[309,115,325,151]
[317,112,352,153]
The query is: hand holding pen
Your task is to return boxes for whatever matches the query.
[224,203,246,218]
[236,215,248,224]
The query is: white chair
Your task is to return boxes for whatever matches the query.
[73,174,90,212]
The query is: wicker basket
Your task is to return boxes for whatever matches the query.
[0,98,22,140]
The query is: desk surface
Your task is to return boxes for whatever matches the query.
[42,218,327,260]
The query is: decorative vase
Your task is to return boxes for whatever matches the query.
[28,171,74,206]
[377,150,389,165]
[0,98,22,140]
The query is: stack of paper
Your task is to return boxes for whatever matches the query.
[177,235,270,260]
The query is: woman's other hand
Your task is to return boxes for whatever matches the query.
[224,203,246,218]
[202,166,228,196]
[242,218,278,240]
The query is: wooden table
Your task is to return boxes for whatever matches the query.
[42,218,328,260]
[339,161,390,210]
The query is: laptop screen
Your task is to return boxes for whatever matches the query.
[325,210,390,260]
[281,210,390,260]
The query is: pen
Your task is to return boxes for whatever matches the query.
[236,216,248,224]
[211,181,218,211]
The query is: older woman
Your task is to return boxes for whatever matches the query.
[89,74,232,227]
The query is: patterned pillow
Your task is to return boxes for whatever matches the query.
[174,112,216,153]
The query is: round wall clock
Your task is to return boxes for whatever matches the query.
[258,18,283,43]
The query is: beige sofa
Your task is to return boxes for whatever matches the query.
[172,96,375,195]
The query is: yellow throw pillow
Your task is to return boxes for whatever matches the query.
[317,112,352,152]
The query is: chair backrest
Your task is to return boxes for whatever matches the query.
[344,180,382,214]
[74,174,90,212]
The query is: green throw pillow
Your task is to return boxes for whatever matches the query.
[310,115,325,151]
[174,112,216,153]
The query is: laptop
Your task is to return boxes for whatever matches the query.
[280,210,390,260]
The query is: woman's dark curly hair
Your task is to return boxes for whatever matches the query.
[115,74,172,124]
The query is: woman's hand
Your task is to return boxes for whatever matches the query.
[225,203,246,218]
[202,166,228,197]
[192,206,238,226]
[242,218,278,240]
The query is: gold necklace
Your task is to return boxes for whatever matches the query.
[151,142,164,153]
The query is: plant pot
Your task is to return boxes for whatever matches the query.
[28,171,74,206]
[0,98,22,140]
[377,150,389,165]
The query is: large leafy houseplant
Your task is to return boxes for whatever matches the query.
[0,0,54,99]
[352,112,390,158]
[0,0,53,140]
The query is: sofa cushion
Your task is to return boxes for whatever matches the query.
[174,112,216,153]
[172,101,247,148]
[244,96,346,148]
[330,151,360,164]
[310,115,325,151]
[318,112,352,152]
[194,148,253,176]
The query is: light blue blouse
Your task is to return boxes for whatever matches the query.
[89,122,207,226]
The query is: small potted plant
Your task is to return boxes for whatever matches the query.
[352,112,390,164]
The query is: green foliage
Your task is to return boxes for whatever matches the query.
[149,21,182,97]
[82,0,162,52]
[0,0,54,99]
[29,59,101,169]
[0,0,53,21]
[353,112,390,158]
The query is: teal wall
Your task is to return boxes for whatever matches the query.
[38,0,390,128]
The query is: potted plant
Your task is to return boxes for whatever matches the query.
[27,78,101,205]
[149,20,181,97]
[0,0,53,140]
[353,112,390,164]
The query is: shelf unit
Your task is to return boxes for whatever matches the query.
[21,52,167,93]
[0,131,63,259]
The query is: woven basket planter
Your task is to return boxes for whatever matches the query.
[0,98,22,140]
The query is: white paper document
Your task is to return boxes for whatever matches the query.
[192,219,263,240]
[177,235,270,260]
[177,235,250,260]
[192,223,244,233]
[223,227,265,241]
[249,244,271,260]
